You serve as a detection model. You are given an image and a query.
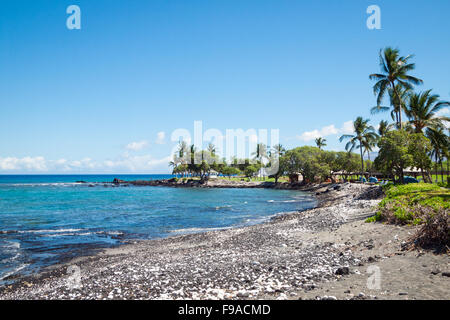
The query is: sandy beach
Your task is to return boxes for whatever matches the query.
[0,183,448,300]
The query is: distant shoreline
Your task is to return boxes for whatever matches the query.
[108,177,312,190]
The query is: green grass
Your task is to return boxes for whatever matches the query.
[366,183,450,224]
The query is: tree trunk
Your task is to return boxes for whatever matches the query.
[392,81,403,130]
[447,156,449,179]
[359,142,364,181]
[400,167,404,184]
[435,154,439,183]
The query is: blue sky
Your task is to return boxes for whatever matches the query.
[1,0,449,173]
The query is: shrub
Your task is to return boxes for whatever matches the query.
[407,208,449,253]
[368,183,449,225]
[367,183,449,251]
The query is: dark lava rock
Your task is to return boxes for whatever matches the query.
[112,178,125,184]
[335,267,350,275]
[431,269,440,275]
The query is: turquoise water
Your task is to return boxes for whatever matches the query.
[0,175,316,284]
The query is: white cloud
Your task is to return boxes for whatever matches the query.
[436,107,449,116]
[101,155,171,172]
[125,140,148,151]
[155,131,166,145]
[0,156,48,171]
[434,108,450,129]
[340,121,354,135]
[297,121,353,142]
[0,154,171,173]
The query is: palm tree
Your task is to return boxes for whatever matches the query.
[362,133,378,162]
[370,47,423,129]
[405,90,450,133]
[426,127,449,183]
[378,120,391,137]
[169,160,177,176]
[272,144,286,157]
[177,140,188,160]
[252,143,267,180]
[371,85,412,128]
[315,137,327,150]
[207,143,216,155]
[339,117,378,179]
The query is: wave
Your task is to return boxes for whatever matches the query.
[169,226,233,234]
[267,198,313,203]
[0,182,104,188]
[0,263,30,281]
[1,229,124,237]
[18,228,83,234]
[215,205,232,210]
[1,182,83,186]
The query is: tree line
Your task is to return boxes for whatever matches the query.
[169,47,449,185]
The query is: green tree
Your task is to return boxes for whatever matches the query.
[315,137,327,150]
[370,47,423,129]
[252,143,267,180]
[244,165,258,178]
[426,127,449,183]
[284,146,329,183]
[272,144,286,157]
[339,117,378,178]
[269,155,288,184]
[221,166,240,179]
[374,130,430,184]
[409,133,433,183]
[371,85,411,128]
[333,152,360,181]
[378,120,391,138]
[405,90,450,133]
[207,143,216,156]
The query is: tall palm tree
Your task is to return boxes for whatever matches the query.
[371,85,411,127]
[339,117,378,178]
[252,143,267,180]
[370,47,423,129]
[426,127,449,183]
[315,137,327,150]
[362,133,378,162]
[405,90,450,133]
[177,140,188,160]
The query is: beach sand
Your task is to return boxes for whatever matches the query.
[0,183,448,300]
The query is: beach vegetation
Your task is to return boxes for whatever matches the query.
[370,47,423,129]
[367,183,449,252]
[374,130,432,183]
[339,117,378,177]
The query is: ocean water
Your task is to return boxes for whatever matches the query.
[0,175,317,284]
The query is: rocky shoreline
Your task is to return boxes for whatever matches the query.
[0,183,448,300]
[110,177,305,189]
